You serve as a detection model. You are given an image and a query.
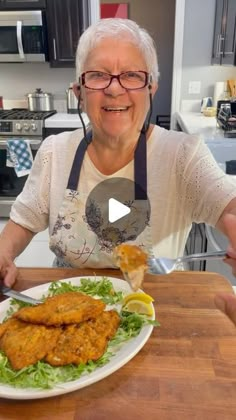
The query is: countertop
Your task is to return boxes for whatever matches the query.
[44,112,90,129]
[176,111,236,142]
[1,268,236,419]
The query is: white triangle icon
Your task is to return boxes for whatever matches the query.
[108,198,131,223]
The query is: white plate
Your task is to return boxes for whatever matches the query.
[0,276,154,400]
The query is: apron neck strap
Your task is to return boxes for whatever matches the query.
[67,130,147,200]
[134,130,147,200]
[67,131,92,190]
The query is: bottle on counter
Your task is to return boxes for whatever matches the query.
[213,81,229,107]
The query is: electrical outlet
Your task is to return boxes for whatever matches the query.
[188,81,201,94]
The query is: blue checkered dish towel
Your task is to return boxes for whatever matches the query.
[7,138,33,177]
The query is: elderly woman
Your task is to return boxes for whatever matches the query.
[0,18,236,290]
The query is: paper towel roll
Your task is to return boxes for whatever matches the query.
[213,82,227,107]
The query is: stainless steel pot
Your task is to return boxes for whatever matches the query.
[27,88,54,111]
[66,83,78,114]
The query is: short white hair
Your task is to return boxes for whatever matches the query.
[76,18,159,82]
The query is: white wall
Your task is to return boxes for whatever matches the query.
[0,62,75,107]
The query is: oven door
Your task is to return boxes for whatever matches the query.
[0,138,41,217]
[0,10,48,62]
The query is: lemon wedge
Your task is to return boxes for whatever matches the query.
[123,300,154,316]
[123,292,154,305]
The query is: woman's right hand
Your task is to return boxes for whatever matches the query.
[215,293,236,326]
[0,255,17,287]
[0,219,35,288]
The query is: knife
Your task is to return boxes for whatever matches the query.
[0,285,42,305]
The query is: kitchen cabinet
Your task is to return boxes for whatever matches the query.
[0,0,46,9]
[46,0,89,68]
[212,0,236,65]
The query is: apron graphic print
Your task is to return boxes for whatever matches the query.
[49,132,153,267]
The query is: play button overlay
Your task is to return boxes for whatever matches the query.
[108,198,131,223]
[85,177,151,246]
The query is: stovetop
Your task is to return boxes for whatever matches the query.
[0,109,57,137]
[0,109,56,121]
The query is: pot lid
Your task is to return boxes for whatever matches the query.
[28,88,52,98]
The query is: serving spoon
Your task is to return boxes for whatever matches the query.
[148,250,227,275]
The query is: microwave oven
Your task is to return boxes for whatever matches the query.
[0,10,48,62]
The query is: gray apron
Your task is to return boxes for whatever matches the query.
[49,131,153,268]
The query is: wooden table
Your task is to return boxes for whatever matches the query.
[1,268,236,420]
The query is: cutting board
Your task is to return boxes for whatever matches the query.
[1,268,236,419]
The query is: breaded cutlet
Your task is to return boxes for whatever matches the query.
[45,310,120,366]
[0,318,61,370]
[14,291,106,326]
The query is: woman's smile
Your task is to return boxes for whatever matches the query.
[102,106,130,112]
[101,104,131,118]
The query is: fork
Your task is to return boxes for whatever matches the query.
[0,284,42,305]
[148,250,227,275]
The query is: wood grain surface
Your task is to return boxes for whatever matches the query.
[0,268,236,420]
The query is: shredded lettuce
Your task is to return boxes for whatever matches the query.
[0,278,159,390]
[0,351,113,390]
[46,277,124,305]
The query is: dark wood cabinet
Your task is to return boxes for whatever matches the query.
[46,0,89,68]
[212,0,236,65]
[0,0,46,9]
